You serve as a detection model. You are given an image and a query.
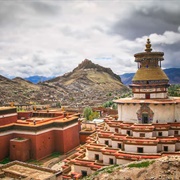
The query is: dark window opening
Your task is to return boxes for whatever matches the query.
[118,143,122,149]
[140,133,145,137]
[145,93,150,99]
[95,154,99,160]
[115,128,118,133]
[174,131,178,135]
[127,130,131,136]
[158,132,162,136]
[81,170,87,177]
[105,140,109,146]
[164,146,168,152]
[109,158,114,164]
[137,147,143,153]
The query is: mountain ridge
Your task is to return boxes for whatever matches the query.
[0,59,128,107]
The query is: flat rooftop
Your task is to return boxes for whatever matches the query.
[0,161,60,179]
[0,107,16,110]
[114,97,180,104]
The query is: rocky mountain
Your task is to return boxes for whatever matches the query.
[0,59,128,107]
[85,156,180,180]
[43,59,128,107]
[120,68,180,85]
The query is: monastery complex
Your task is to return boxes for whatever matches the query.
[61,39,180,179]
[0,39,180,179]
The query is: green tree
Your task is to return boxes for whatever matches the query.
[89,111,100,120]
[83,107,93,120]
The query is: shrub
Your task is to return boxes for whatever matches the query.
[128,160,155,168]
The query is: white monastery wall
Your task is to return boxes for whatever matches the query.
[176,142,180,151]
[121,129,131,135]
[133,132,153,138]
[150,104,175,123]
[118,103,178,123]
[134,94,145,99]
[103,154,116,165]
[150,93,167,99]
[110,127,119,133]
[124,144,157,153]
[175,103,180,121]
[162,144,175,152]
[118,104,140,123]
[72,165,92,176]
[98,138,112,146]
[87,150,103,161]
[112,141,123,149]
[116,158,132,164]
[154,130,169,137]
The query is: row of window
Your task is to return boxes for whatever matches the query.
[114,128,179,136]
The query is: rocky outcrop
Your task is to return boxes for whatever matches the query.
[87,156,180,180]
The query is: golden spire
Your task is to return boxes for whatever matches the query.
[145,38,152,52]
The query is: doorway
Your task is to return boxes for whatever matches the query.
[146,93,150,99]
[142,113,148,124]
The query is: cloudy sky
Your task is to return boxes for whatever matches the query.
[0,0,180,78]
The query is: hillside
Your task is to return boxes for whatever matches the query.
[84,156,180,180]
[120,68,180,85]
[0,59,128,107]
[43,59,128,107]
[0,75,66,106]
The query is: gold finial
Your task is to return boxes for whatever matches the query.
[145,38,152,52]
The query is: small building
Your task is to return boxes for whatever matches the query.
[0,108,80,161]
[0,161,61,179]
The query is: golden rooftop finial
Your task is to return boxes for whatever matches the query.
[145,38,152,52]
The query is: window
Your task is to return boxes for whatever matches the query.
[105,140,109,146]
[137,147,143,153]
[164,146,168,152]
[127,130,131,136]
[115,128,118,133]
[95,154,99,160]
[109,158,114,164]
[81,170,87,177]
[174,131,178,135]
[158,132,162,136]
[118,143,122,149]
[140,133,145,137]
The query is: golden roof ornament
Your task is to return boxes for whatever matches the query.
[145,38,152,52]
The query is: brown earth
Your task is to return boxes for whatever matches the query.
[89,156,180,180]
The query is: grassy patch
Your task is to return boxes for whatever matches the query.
[0,157,10,164]
[27,159,43,166]
[128,160,155,168]
[49,152,62,158]
[82,164,120,180]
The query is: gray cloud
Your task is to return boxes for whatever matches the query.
[110,1,180,40]
[0,0,179,78]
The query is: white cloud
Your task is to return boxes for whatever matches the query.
[0,0,180,78]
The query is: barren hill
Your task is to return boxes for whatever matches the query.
[44,59,128,107]
[0,60,128,107]
[47,59,125,90]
